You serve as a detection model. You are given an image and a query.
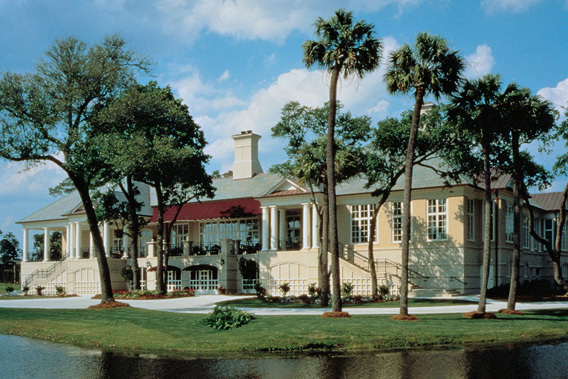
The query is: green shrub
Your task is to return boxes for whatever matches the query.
[379,284,389,296]
[36,286,44,296]
[254,281,265,299]
[5,286,14,294]
[307,283,318,297]
[203,305,256,330]
[279,282,290,296]
[55,286,65,295]
[341,282,354,297]
[22,286,29,295]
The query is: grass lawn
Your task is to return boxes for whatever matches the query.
[219,298,477,309]
[0,307,567,358]
[0,282,20,293]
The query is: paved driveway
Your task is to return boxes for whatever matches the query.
[1,294,568,315]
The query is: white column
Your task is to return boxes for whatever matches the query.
[123,226,129,258]
[279,209,286,250]
[22,229,29,262]
[65,225,70,259]
[103,222,110,257]
[302,203,311,249]
[312,203,320,248]
[75,222,82,259]
[69,223,75,259]
[43,228,50,261]
[89,231,95,258]
[261,207,269,251]
[270,206,278,251]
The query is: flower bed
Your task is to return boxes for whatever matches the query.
[92,289,195,300]
[263,294,400,305]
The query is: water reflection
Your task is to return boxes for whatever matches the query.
[4,334,568,378]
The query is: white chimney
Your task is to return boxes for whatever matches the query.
[232,131,263,180]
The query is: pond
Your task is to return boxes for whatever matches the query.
[5,334,568,378]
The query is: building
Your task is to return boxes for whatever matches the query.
[18,131,567,296]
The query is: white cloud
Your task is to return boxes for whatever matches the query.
[481,0,542,13]
[465,45,495,79]
[0,161,66,197]
[264,53,276,66]
[154,0,425,44]
[368,100,390,115]
[218,70,230,82]
[538,78,568,111]
[169,65,246,114]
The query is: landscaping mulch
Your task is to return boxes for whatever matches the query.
[391,314,419,321]
[498,309,525,315]
[322,311,351,318]
[463,311,498,319]
[88,300,130,309]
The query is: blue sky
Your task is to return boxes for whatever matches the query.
[1,0,568,242]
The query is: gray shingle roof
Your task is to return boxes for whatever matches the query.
[149,173,286,206]
[17,191,82,223]
[531,192,566,211]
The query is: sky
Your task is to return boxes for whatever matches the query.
[1,0,568,244]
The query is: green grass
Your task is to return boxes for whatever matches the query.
[0,282,20,293]
[0,307,567,357]
[219,297,477,309]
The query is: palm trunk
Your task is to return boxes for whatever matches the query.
[477,140,492,313]
[320,191,330,307]
[507,131,521,311]
[368,208,379,298]
[72,177,114,303]
[328,68,341,312]
[399,88,424,316]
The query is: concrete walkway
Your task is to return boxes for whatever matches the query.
[2,294,568,315]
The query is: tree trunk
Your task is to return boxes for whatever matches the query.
[399,87,424,316]
[125,177,140,291]
[477,141,492,314]
[507,131,521,311]
[72,177,114,303]
[368,208,379,298]
[155,182,166,294]
[319,192,330,307]
[327,68,341,312]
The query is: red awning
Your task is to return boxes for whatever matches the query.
[149,198,261,223]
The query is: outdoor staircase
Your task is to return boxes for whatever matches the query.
[24,260,67,289]
[336,243,462,297]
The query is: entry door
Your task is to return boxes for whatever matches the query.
[199,270,211,290]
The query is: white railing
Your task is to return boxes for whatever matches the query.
[269,279,308,296]
[189,279,219,294]
[242,279,259,294]
[74,281,100,296]
[167,280,183,292]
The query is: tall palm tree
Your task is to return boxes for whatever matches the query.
[303,9,382,312]
[448,74,506,315]
[385,32,464,317]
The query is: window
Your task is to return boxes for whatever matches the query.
[392,202,412,243]
[112,230,123,254]
[522,213,530,249]
[286,215,302,249]
[351,204,377,244]
[199,218,260,251]
[427,199,447,241]
[505,202,514,243]
[467,199,475,241]
[544,219,554,245]
[562,222,568,252]
[139,230,153,257]
[171,224,189,249]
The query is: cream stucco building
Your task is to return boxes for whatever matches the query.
[18,131,568,296]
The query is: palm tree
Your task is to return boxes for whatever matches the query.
[385,32,464,317]
[303,9,382,312]
[448,74,506,315]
